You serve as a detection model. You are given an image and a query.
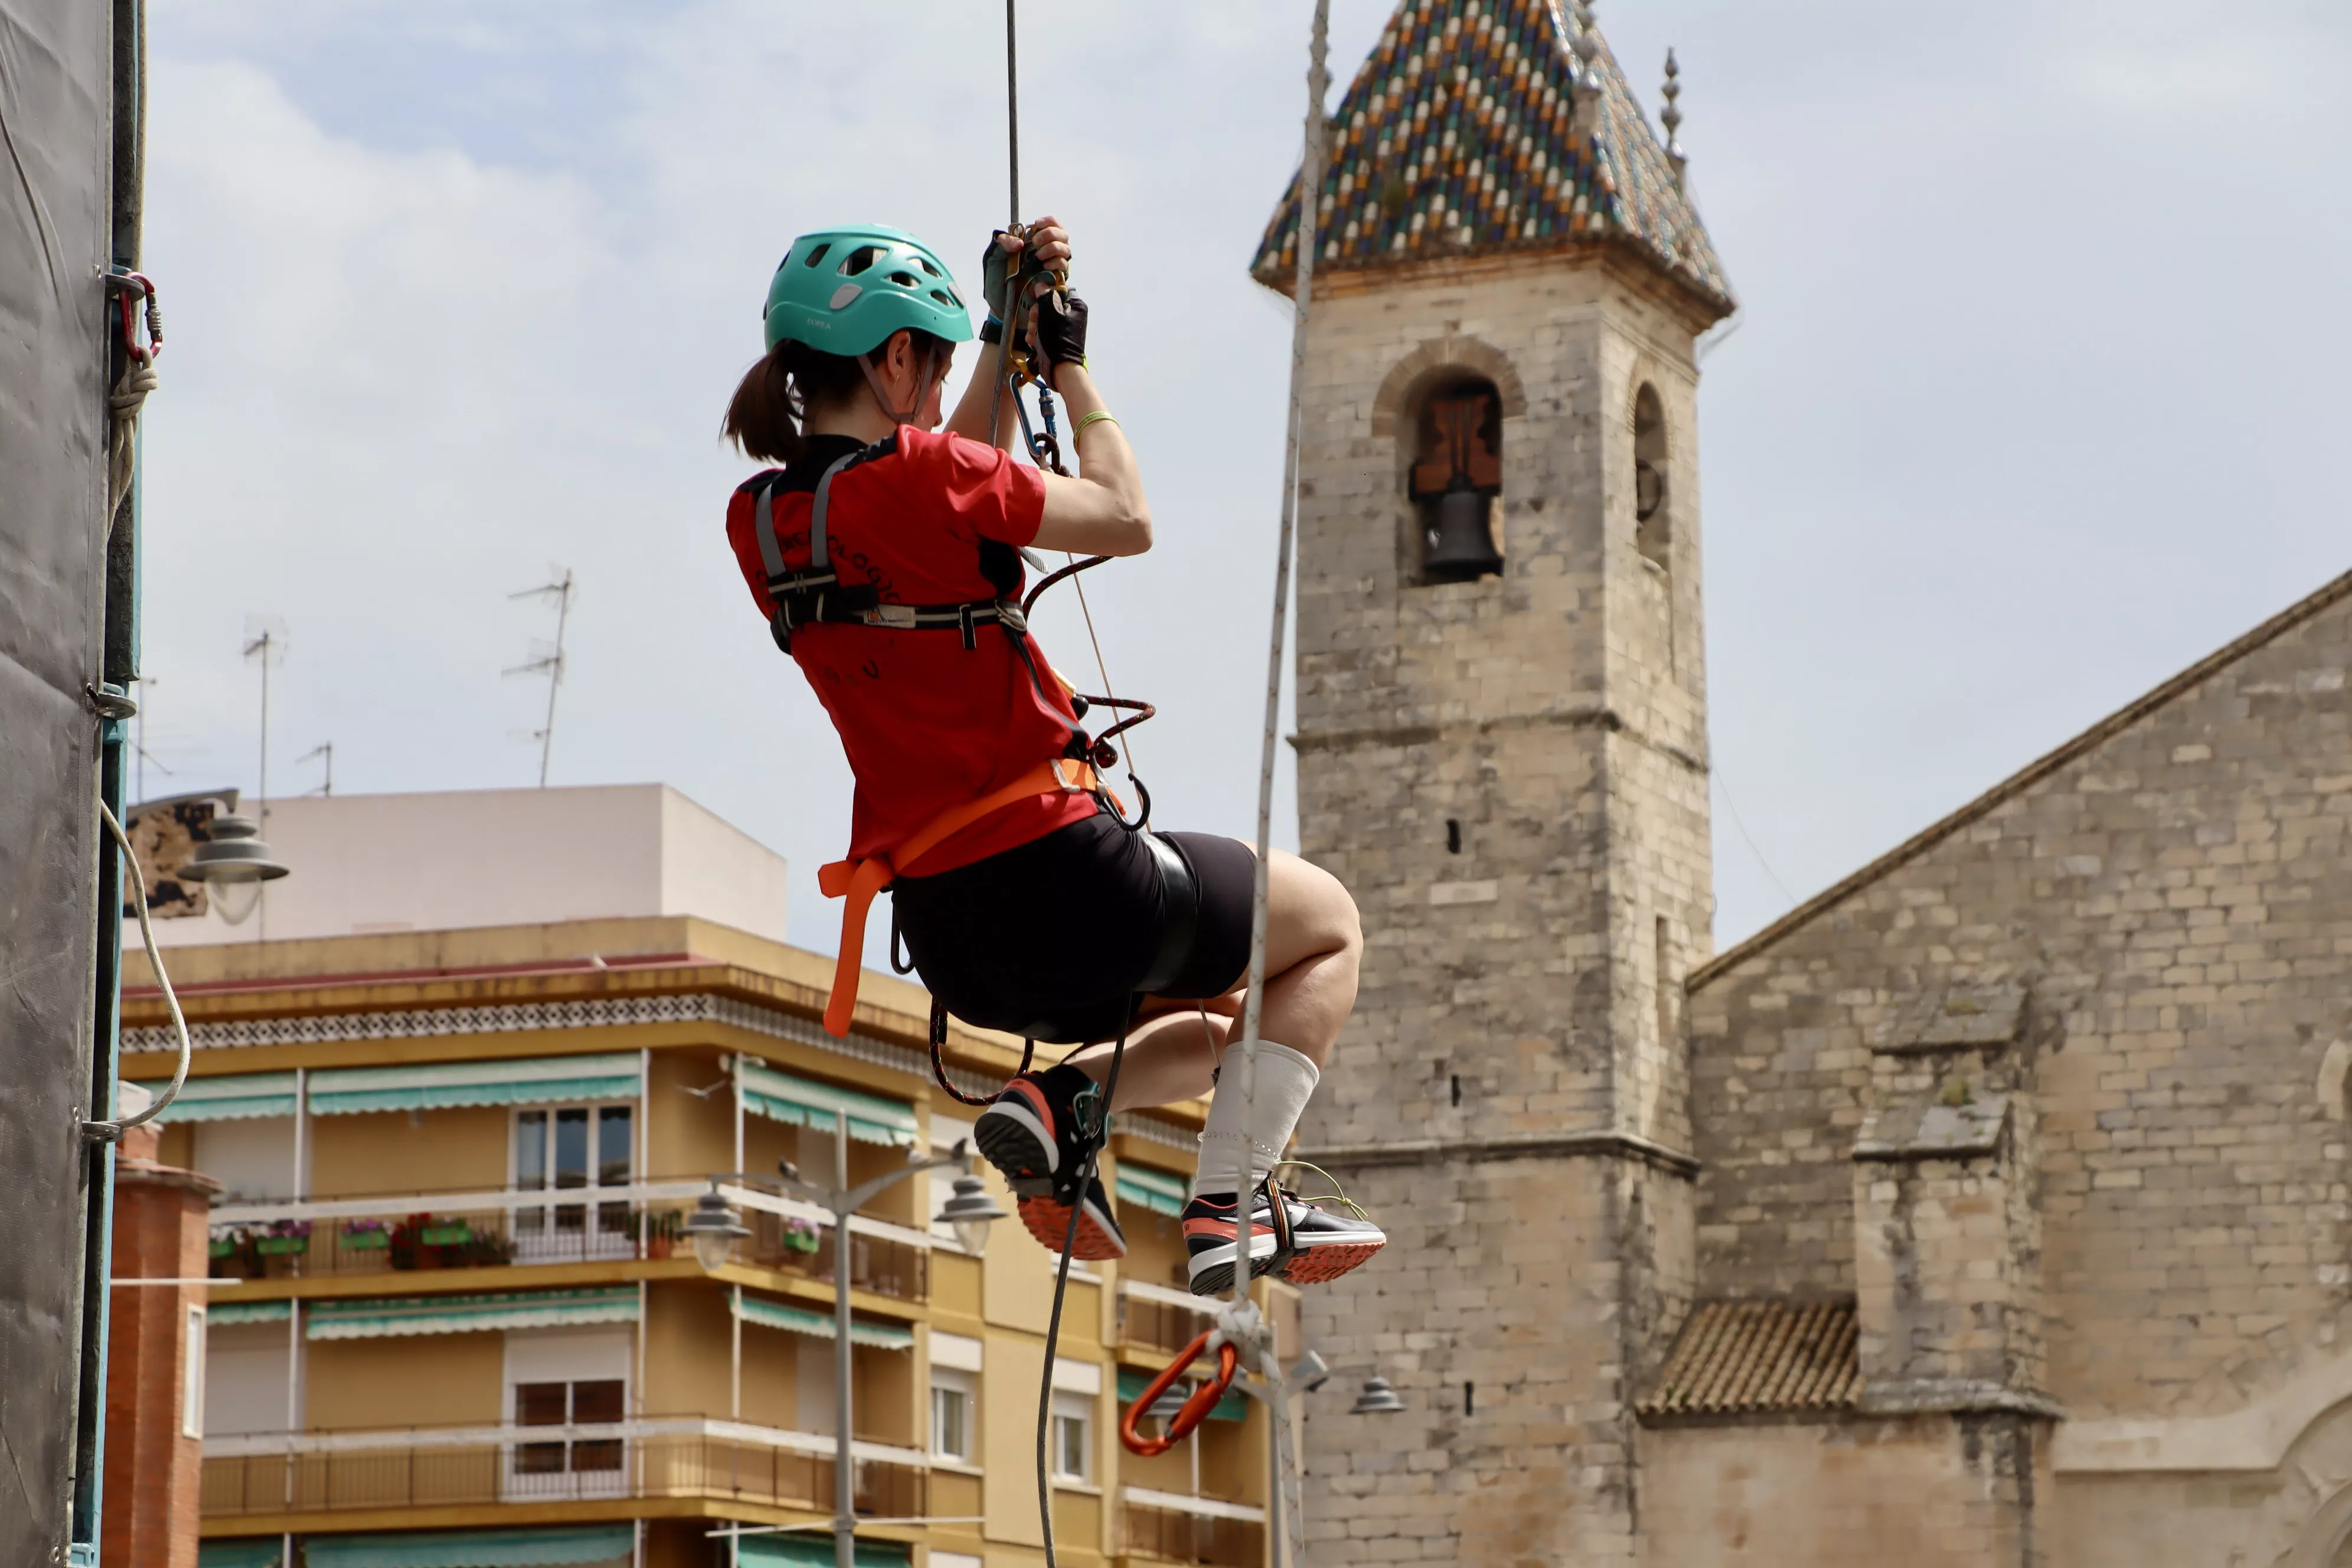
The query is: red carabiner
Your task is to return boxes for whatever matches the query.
[106,272,161,364]
[1119,1329,1240,1456]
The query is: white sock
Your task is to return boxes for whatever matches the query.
[1191,1040,1319,1200]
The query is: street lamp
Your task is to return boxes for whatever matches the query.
[682,1185,750,1272]
[1349,1375,1406,1416]
[935,1172,1006,1256]
[690,1125,1001,1568]
[174,809,289,926]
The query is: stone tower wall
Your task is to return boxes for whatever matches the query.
[1290,251,1717,1566]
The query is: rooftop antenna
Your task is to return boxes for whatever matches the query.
[506,565,576,788]
[241,616,289,823]
[299,742,334,797]
[243,615,290,938]
[1661,48,1687,191]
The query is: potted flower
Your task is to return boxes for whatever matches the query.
[782,1219,823,1257]
[254,1219,312,1256]
[641,1209,681,1262]
[341,1217,390,1252]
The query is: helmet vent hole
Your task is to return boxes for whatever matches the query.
[929,290,957,308]
[802,243,831,268]
[888,271,919,288]
[839,244,884,276]
[916,257,942,277]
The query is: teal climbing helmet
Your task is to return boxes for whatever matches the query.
[763,225,974,356]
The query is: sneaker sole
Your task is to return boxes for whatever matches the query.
[973,1097,1057,1184]
[1186,1232,1283,1296]
[1017,1191,1126,1262]
[1275,1238,1386,1285]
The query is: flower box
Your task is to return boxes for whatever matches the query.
[420,1224,472,1247]
[342,1229,391,1251]
[254,1235,308,1256]
[208,1237,240,1258]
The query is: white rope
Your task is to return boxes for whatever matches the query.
[1229,0,1331,1298]
[85,799,191,1141]
[107,356,158,530]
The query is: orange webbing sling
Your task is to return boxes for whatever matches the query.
[817,757,1106,1036]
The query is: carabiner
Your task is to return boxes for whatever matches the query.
[104,271,161,364]
[1120,1329,1240,1456]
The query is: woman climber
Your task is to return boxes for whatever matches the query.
[720,220,1383,1295]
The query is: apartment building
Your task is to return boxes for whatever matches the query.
[123,787,1283,1568]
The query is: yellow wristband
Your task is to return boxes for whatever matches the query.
[1074,410,1120,436]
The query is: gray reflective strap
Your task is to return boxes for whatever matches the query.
[809,452,860,571]
[753,479,785,578]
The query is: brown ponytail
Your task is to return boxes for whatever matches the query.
[721,330,951,466]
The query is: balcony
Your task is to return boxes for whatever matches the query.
[1120,1488,1265,1567]
[208,1181,930,1301]
[200,1417,926,1522]
[1117,1278,1216,1357]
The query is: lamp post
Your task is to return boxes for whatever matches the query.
[685,1115,1004,1568]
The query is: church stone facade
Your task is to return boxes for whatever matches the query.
[1253,2,2352,1564]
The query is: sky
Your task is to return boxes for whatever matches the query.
[135,0,2352,967]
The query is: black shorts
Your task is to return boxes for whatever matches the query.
[890,806,1256,1044]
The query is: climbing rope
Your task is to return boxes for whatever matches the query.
[104,272,161,531]
[1224,0,1331,1399]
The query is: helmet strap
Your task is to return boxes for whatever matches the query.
[857,339,942,429]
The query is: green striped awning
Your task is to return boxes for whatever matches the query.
[1115,1161,1187,1217]
[198,1540,285,1568]
[303,1526,634,1567]
[307,1288,639,1342]
[732,1292,914,1351]
[308,1054,640,1116]
[739,1533,910,1567]
[208,1299,294,1328]
[132,1070,298,1122]
[1118,1367,1246,1423]
[739,1060,917,1147]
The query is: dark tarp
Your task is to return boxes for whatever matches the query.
[0,0,113,1559]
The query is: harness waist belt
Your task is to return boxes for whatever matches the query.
[816,758,1104,1037]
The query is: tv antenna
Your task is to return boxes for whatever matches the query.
[506,566,576,788]
[300,742,335,797]
[131,674,174,804]
[243,615,289,822]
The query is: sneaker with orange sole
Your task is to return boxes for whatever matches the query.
[973,1064,1128,1262]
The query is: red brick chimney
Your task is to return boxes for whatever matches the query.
[103,1112,222,1568]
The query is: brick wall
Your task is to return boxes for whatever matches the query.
[1686,579,2352,1427]
[103,1142,220,1568]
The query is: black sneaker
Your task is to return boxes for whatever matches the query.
[1182,1180,1387,1295]
[973,1064,1127,1262]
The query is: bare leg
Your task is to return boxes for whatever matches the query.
[1064,847,1361,1111]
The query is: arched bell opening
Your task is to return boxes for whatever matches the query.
[1633,382,1671,573]
[1407,375,1504,586]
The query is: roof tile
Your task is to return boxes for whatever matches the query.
[1252,0,1733,315]
[1638,1298,1860,1417]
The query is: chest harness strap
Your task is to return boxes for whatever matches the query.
[816,756,1104,1037]
[752,452,1030,654]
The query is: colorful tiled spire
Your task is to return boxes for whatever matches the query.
[1249,0,1733,318]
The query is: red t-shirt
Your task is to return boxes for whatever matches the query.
[725,428,1097,876]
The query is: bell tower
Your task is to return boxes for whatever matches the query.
[1253,2,1734,1563]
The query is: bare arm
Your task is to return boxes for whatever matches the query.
[1031,361,1150,557]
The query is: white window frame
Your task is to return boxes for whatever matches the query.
[511,1103,636,1260]
[930,1367,976,1464]
[1049,1389,1093,1484]
[179,1305,207,1439]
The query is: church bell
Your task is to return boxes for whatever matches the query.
[1422,483,1503,582]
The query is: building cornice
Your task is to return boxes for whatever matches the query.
[1299,1128,1698,1179]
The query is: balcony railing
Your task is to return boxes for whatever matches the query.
[208,1181,929,1301]
[200,1417,926,1521]
[1121,1488,1266,1567]
[1118,1278,1217,1357]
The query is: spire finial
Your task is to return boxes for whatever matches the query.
[1661,47,1687,191]
[1570,1,1604,96]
